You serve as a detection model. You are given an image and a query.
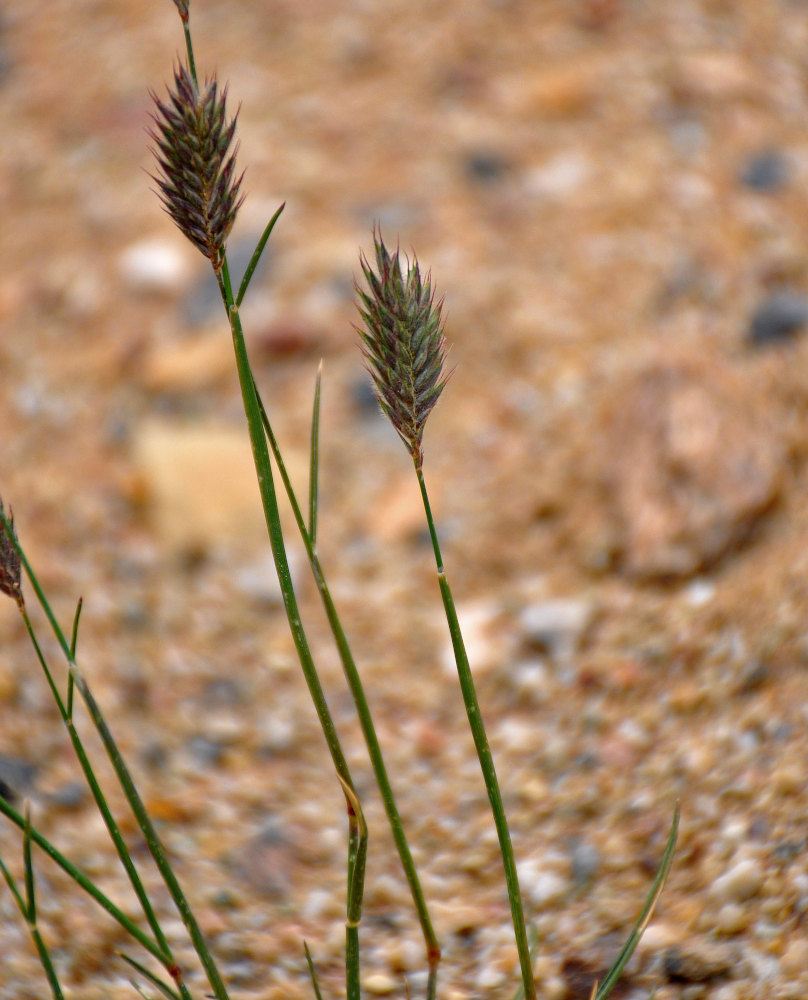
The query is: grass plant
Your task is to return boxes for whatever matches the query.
[0,2,678,997]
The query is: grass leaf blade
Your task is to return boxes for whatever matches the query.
[595,803,679,1000]
[235,202,285,307]
[304,942,325,1000]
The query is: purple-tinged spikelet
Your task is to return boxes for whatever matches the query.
[0,500,22,607]
[149,63,244,273]
[355,231,450,470]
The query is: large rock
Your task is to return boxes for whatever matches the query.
[600,355,783,580]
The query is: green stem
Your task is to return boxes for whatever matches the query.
[340,777,367,1000]
[415,461,536,1000]
[254,385,442,989]
[217,256,355,796]
[178,8,197,85]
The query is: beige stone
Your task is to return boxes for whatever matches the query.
[131,417,270,558]
[600,355,783,579]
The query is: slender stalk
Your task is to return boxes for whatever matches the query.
[415,461,536,1000]
[339,777,367,1000]
[253,384,442,989]
[217,256,355,796]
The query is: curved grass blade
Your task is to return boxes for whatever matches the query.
[235,202,285,307]
[66,596,83,718]
[594,803,679,1000]
[303,942,325,1000]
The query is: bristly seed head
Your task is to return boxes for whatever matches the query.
[149,63,244,273]
[354,230,450,470]
[0,499,23,608]
[172,0,190,20]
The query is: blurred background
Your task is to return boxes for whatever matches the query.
[3,1,808,997]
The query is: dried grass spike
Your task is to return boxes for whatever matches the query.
[149,63,244,272]
[0,499,22,607]
[354,230,450,469]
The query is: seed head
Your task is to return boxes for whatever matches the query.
[0,500,23,608]
[355,231,450,470]
[149,63,244,273]
[172,0,189,20]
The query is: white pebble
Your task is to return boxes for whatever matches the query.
[363,973,397,995]
[118,238,191,292]
[521,867,568,907]
[519,597,593,664]
[711,858,764,903]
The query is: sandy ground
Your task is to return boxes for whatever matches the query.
[2,1,808,998]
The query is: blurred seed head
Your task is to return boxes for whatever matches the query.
[0,500,23,608]
[149,63,244,273]
[355,230,450,470]
[172,0,190,20]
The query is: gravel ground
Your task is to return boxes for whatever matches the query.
[2,2,808,998]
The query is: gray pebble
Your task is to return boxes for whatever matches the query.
[748,290,808,347]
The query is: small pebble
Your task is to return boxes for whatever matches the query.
[747,290,808,346]
[780,938,808,977]
[711,858,764,903]
[570,840,601,885]
[465,151,509,183]
[363,973,397,995]
[521,867,568,907]
[663,943,733,982]
[0,755,38,801]
[519,597,593,664]
[186,735,227,768]
[233,552,285,606]
[381,936,422,973]
[716,902,749,934]
[46,781,86,810]
[118,238,190,292]
[738,149,788,192]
